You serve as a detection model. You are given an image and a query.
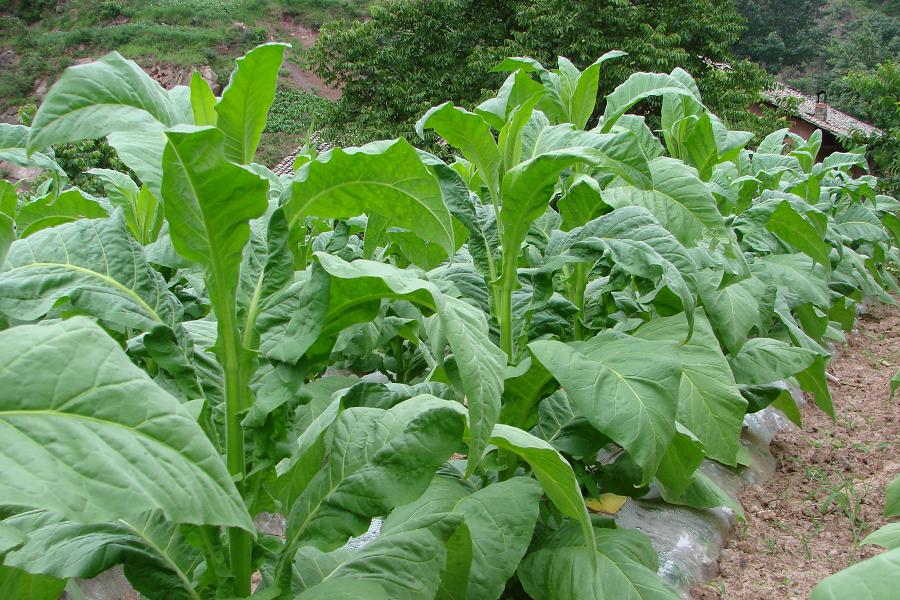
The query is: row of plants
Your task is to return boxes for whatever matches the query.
[0,43,898,599]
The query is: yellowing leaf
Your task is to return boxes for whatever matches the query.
[586,494,628,514]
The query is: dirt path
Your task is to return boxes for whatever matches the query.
[692,302,899,600]
[277,15,342,100]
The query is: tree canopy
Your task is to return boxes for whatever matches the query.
[308,0,778,142]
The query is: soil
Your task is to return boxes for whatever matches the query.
[277,15,342,100]
[691,302,900,600]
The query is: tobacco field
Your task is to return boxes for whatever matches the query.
[0,43,898,599]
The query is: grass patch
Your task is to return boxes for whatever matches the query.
[0,0,369,110]
[257,88,332,166]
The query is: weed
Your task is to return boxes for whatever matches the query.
[808,470,870,546]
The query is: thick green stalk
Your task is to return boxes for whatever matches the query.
[214,288,253,597]
[572,263,588,341]
[499,253,517,361]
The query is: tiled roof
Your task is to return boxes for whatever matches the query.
[271,132,335,176]
[762,83,881,138]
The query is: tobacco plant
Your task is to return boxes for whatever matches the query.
[0,43,897,600]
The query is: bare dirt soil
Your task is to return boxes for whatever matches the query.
[692,302,899,600]
[277,15,342,100]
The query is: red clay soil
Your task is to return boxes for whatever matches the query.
[691,302,900,600]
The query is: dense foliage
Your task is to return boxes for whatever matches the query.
[735,0,899,193]
[842,60,900,195]
[308,0,781,143]
[0,43,898,599]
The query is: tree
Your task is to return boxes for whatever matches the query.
[308,0,778,142]
[843,60,900,194]
[307,0,515,144]
[733,0,822,72]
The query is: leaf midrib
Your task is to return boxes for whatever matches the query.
[3,261,164,324]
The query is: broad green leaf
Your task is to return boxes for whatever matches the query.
[569,51,627,129]
[107,129,168,200]
[0,318,253,530]
[863,523,900,550]
[313,254,505,476]
[189,71,217,126]
[287,139,455,259]
[416,103,502,201]
[887,476,900,517]
[601,71,699,132]
[601,157,723,245]
[256,266,331,364]
[810,547,900,600]
[215,43,287,164]
[27,52,181,152]
[771,389,802,425]
[475,69,545,131]
[295,580,388,600]
[766,201,831,269]
[384,474,542,600]
[559,174,605,231]
[293,513,462,600]
[499,355,556,431]
[500,149,600,266]
[565,206,696,274]
[751,254,829,307]
[519,526,679,600]
[441,477,541,600]
[0,523,26,558]
[635,311,747,466]
[728,338,817,384]
[655,431,704,498]
[161,126,268,304]
[757,128,789,155]
[834,202,887,242]
[0,124,66,175]
[0,213,11,267]
[0,179,16,217]
[661,470,743,516]
[532,390,607,459]
[499,93,543,172]
[2,510,201,600]
[0,212,181,331]
[88,168,161,244]
[530,333,681,483]
[0,566,66,600]
[610,114,665,160]
[278,397,466,581]
[489,424,593,546]
[518,120,651,189]
[796,355,834,418]
[238,208,293,339]
[697,271,766,354]
[570,236,696,335]
[15,188,109,237]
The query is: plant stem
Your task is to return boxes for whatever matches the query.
[499,254,517,361]
[572,263,588,341]
[215,289,253,597]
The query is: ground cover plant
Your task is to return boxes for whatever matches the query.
[0,43,898,599]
